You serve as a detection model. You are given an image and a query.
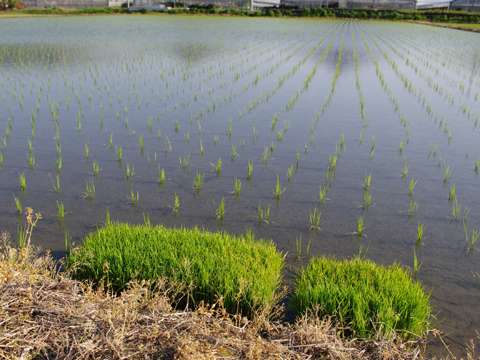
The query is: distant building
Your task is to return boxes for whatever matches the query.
[450,0,480,11]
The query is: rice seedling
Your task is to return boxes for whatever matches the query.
[172,193,180,213]
[179,153,190,169]
[92,160,101,178]
[296,149,300,166]
[362,191,371,213]
[362,173,371,193]
[448,184,455,204]
[257,201,271,224]
[28,152,35,169]
[412,247,423,280]
[400,158,409,179]
[475,157,480,175]
[83,178,96,200]
[214,197,225,220]
[233,176,241,197]
[115,146,122,165]
[158,165,165,186]
[231,146,238,161]
[286,165,294,182]
[356,216,365,240]
[139,135,144,154]
[407,200,418,219]
[469,228,479,255]
[13,194,22,215]
[126,163,135,181]
[84,143,89,161]
[443,166,452,187]
[175,121,179,133]
[227,118,232,136]
[211,157,222,177]
[270,141,274,154]
[273,175,285,200]
[398,140,403,156]
[54,201,70,221]
[451,197,464,223]
[199,139,204,156]
[309,208,321,230]
[19,173,26,192]
[165,135,172,152]
[193,171,204,193]
[129,188,139,206]
[247,161,253,181]
[408,179,418,198]
[416,223,426,248]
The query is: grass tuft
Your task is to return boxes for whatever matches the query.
[291,256,431,339]
[68,223,284,319]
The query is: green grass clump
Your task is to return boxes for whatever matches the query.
[291,256,431,339]
[68,223,284,318]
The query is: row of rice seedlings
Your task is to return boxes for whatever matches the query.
[351,22,366,120]
[360,23,459,151]
[320,23,347,115]
[378,24,480,124]
[361,26,478,235]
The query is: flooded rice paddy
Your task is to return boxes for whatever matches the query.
[1,16,479,357]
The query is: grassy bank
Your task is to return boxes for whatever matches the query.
[1,6,480,27]
[0,232,433,359]
[68,221,284,319]
[0,212,469,358]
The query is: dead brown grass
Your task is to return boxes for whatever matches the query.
[0,231,474,360]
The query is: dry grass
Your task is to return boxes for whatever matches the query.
[1,230,477,359]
